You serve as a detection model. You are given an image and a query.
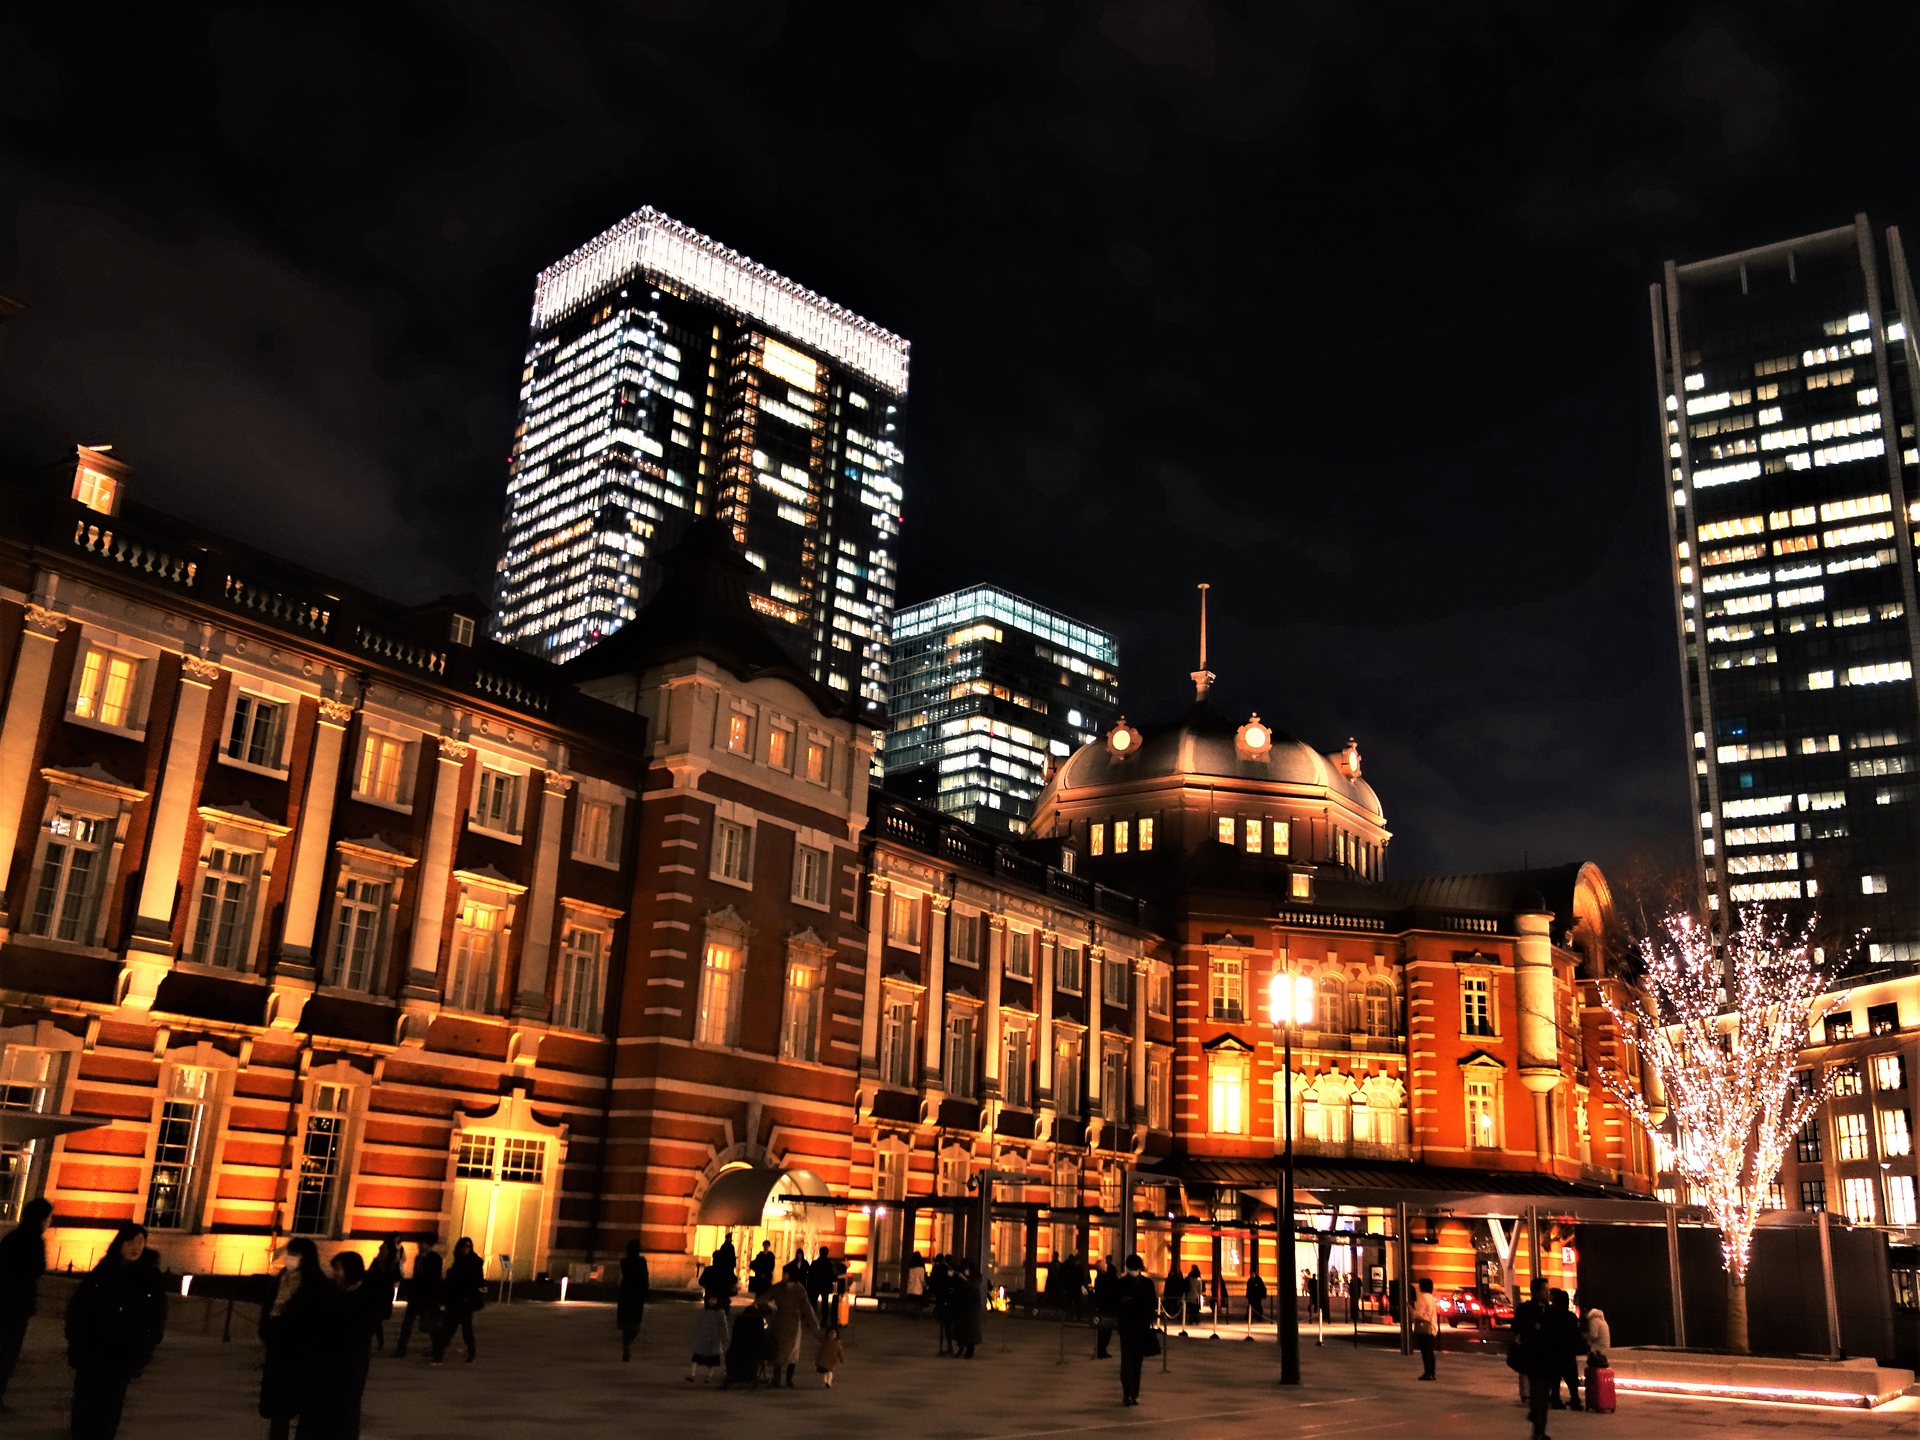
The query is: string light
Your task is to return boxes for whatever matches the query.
[1599,909,1841,1348]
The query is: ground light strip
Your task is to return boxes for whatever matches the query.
[1612,1375,1899,1408]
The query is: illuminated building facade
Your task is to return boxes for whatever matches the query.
[491,208,908,706]
[883,586,1118,835]
[1654,217,1920,967]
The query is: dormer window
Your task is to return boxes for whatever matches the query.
[449,615,475,647]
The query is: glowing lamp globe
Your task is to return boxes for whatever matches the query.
[1268,973,1314,1027]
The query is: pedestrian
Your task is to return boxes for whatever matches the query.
[1245,1270,1267,1326]
[723,1293,770,1389]
[815,1320,845,1388]
[1114,1253,1158,1408]
[0,1197,52,1410]
[325,1250,383,1439]
[429,1236,484,1365]
[748,1240,776,1297]
[950,1260,984,1359]
[713,1232,739,1296]
[687,1291,730,1383]
[1411,1277,1439,1381]
[257,1237,329,1440]
[1511,1277,1579,1440]
[902,1249,926,1309]
[1550,1289,1585,1411]
[64,1223,160,1440]
[1581,1304,1610,1370]
[1093,1254,1118,1358]
[808,1245,839,1319]
[617,1239,650,1361]
[1162,1264,1189,1330]
[930,1254,954,1354]
[366,1236,402,1353]
[394,1239,442,1358]
[769,1259,822,1387]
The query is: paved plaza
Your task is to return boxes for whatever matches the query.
[0,1295,1911,1439]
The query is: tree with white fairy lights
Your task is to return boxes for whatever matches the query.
[1600,907,1840,1354]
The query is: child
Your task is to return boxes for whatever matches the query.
[815,1322,845,1388]
[687,1292,730,1383]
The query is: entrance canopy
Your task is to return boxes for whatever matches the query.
[695,1166,832,1227]
[0,1114,105,1146]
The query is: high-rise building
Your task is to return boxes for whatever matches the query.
[883,585,1119,834]
[1653,215,1920,967]
[490,207,908,704]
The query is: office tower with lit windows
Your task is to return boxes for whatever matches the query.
[883,586,1120,834]
[1654,215,1920,967]
[490,207,908,703]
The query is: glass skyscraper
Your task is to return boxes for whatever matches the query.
[884,586,1119,834]
[491,207,908,703]
[1654,215,1920,967]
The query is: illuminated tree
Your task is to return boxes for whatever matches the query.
[1600,908,1839,1354]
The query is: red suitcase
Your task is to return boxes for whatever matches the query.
[1586,1365,1616,1414]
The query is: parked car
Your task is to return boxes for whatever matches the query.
[1438,1287,1514,1327]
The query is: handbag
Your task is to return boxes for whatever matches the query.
[1142,1330,1162,1357]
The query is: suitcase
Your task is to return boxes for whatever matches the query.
[1586,1365,1616,1414]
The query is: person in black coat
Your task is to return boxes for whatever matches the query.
[258,1236,330,1440]
[323,1251,383,1440]
[617,1240,650,1361]
[712,1234,738,1296]
[949,1261,984,1359]
[807,1245,839,1320]
[722,1294,770,1389]
[430,1237,484,1364]
[1245,1271,1268,1326]
[65,1223,159,1440]
[394,1239,441,1358]
[1114,1253,1158,1407]
[0,1196,52,1408]
[1511,1278,1580,1440]
[747,1240,776,1297]
[1092,1255,1119,1359]
[365,1236,402,1354]
[929,1256,954,1354]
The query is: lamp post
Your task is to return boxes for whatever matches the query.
[1269,970,1314,1386]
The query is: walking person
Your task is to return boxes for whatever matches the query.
[713,1232,739,1297]
[769,1259,821,1387]
[64,1224,160,1440]
[1114,1253,1158,1408]
[687,1292,730,1383]
[1411,1277,1439,1381]
[808,1245,840,1321]
[257,1237,330,1440]
[618,1239,650,1361]
[325,1250,383,1439]
[950,1260,984,1359]
[1550,1289,1585,1411]
[1093,1254,1118,1358]
[1581,1305,1613,1412]
[0,1197,52,1410]
[930,1255,954,1354]
[394,1239,442,1358]
[365,1236,402,1354]
[815,1321,845,1387]
[748,1240,776,1297]
[1162,1264,1189,1332]
[1245,1270,1267,1326]
[902,1249,926,1310]
[1511,1278,1578,1440]
[722,1293,770,1389]
[429,1237,484,1366]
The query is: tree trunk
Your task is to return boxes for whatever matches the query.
[1726,1271,1749,1355]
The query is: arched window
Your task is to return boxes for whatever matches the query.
[1317,976,1347,1034]
[1363,979,1393,1037]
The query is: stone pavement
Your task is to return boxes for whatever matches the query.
[0,1296,1912,1439]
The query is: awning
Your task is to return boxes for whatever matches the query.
[1144,1155,1652,1213]
[694,1166,832,1227]
[0,1114,107,1146]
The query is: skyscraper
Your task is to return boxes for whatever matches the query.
[883,585,1119,834]
[1654,215,1920,967]
[490,207,908,704]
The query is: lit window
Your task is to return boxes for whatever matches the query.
[355,733,413,806]
[1272,820,1289,855]
[1245,821,1262,854]
[1114,820,1130,854]
[1209,1054,1249,1135]
[73,467,117,514]
[73,646,139,729]
[768,726,793,771]
[1290,873,1310,899]
[1831,1059,1862,1093]
[781,959,823,1062]
[225,694,286,769]
[446,899,502,1012]
[805,739,830,784]
[726,710,753,756]
[1888,1175,1919,1227]
[1836,1112,1871,1161]
[191,847,259,971]
[1841,1175,1876,1224]
[1217,816,1234,845]
[886,892,920,947]
[573,797,621,865]
[1055,1034,1082,1113]
[879,993,915,1084]
[1149,963,1171,1018]
[1139,817,1154,852]
[792,843,830,906]
[1863,873,1889,895]
[1461,975,1494,1037]
[1006,929,1032,979]
[712,819,753,885]
[291,1083,349,1236]
[1209,953,1244,1021]
[554,924,606,1032]
[1878,1107,1912,1158]
[1466,1076,1499,1149]
[25,811,107,944]
[696,943,743,1046]
[1089,823,1105,857]
[326,878,386,991]
[1057,944,1084,994]
[1874,1054,1907,1091]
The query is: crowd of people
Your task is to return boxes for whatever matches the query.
[684,1233,849,1389]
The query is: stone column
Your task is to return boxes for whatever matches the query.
[1086,945,1104,1118]
[859,874,888,1077]
[402,737,468,1001]
[983,916,1005,1097]
[1037,931,1056,1102]
[1131,957,1149,1122]
[123,654,219,1009]
[0,604,67,936]
[512,770,572,1020]
[922,893,948,1090]
[276,698,353,975]
[1514,909,1559,1165]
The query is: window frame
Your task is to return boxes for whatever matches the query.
[351,727,417,811]
[695,941,745,1047]
[21,800,121,951]
[791,841,831,909]
[943,1007,977,1099]
[711,818,755,888]
[1056,942,1084,995]
[1005,929,1033,979]
[1209,951,1245,1022]
[219,689,291,776]
[886,890,922,948]
[445,893,508,1014]
[553,918,611,1034]
[1209,1052,1250,1135]
[67,638,151,739]
[779,955,824,1063]
[1464,1072,1501,1150]
[469,764,526,841]
[325,874,391,994]
[184,828,277,973]
[1460,972,1497,1038]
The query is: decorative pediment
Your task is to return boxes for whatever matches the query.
[704,905,753,945]
[1458,1048,1507,1070]
[453,864,528,897]
[336,835,418,869]
[197,801,292,839]
[1204,931,1255,948]
[1202,1033,1256,1054]
[787,925,833,959]
[41,763,148,804]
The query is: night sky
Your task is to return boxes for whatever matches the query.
[3,4,1917,882]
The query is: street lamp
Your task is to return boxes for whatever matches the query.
[1269,970,1314,1386]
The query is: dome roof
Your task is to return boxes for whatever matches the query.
[1040,697,1384,820]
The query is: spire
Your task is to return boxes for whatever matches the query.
[1191,581,1215,700]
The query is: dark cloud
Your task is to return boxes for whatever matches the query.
[6,1,1918,880]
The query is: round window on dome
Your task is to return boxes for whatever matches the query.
[1108,720,1142,756]
[1236,715,1274,760]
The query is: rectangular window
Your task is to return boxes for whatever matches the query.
[805,738,830,784]
[726,710,753,756]
[355,732,412,805]
[472,768,522,836]
[291,1083,349,1236]
[1139,816,1154,851]
[1799,1178,1826,1211]
[1055,1033,1082,1114]
[1795,1116,1822,1164]
[780,959,822,1062]
[696,943,742,1046]
[1210,1055,1249,1134]
[1272,820,1290,855]
[713,819,753,884]
[1149,964,1171,1018]
[554,924,606,1032]
[1826,1014,1855,1042]
[1842,1175,1876,1224]
[1102,1046,1127,1115]
[1210,953,1244,1021]
[944,1011,976,1099]
[1888,1174,1919,1227]
[1880,1107,1912,1157]
[1114,819,1130,854]
[1245,820,1262,854]
[1148,1052,1170,1130]
[446,899,502,1013]
[145,1068,211,1229]
[792,843,830,906]
[880,995,916,1085]
[455,1132,496,1179]
[573,797,621,865]
[1831,1062,1864,1096]
[26,811,107,944]
[1217,816,1234,845]
[1874,1053,1908,1091]
[225,693,285,769]
[1057,944,1083,994]
[499,1136,545,1184]
[1836,1111,1871,1160]
[1102,957,1129,1007]
[1868,1002,1901,1036]
[886,892,920,946]
[1290,872,1311,899]
[1466,1077,1498,1149]
[950,911,981,966]
[74,645,139,729]
[767,725,792,771]
[326,877,386,991]
[1461,975,1494,1037]
[1003,1027,1031,1107]
[1089,823,1105,857]
[0,1050,55,1222]
[192,847,258,970]
[1006,930,1032,979]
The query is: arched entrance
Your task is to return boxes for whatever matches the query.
[692,1164,834,1278]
